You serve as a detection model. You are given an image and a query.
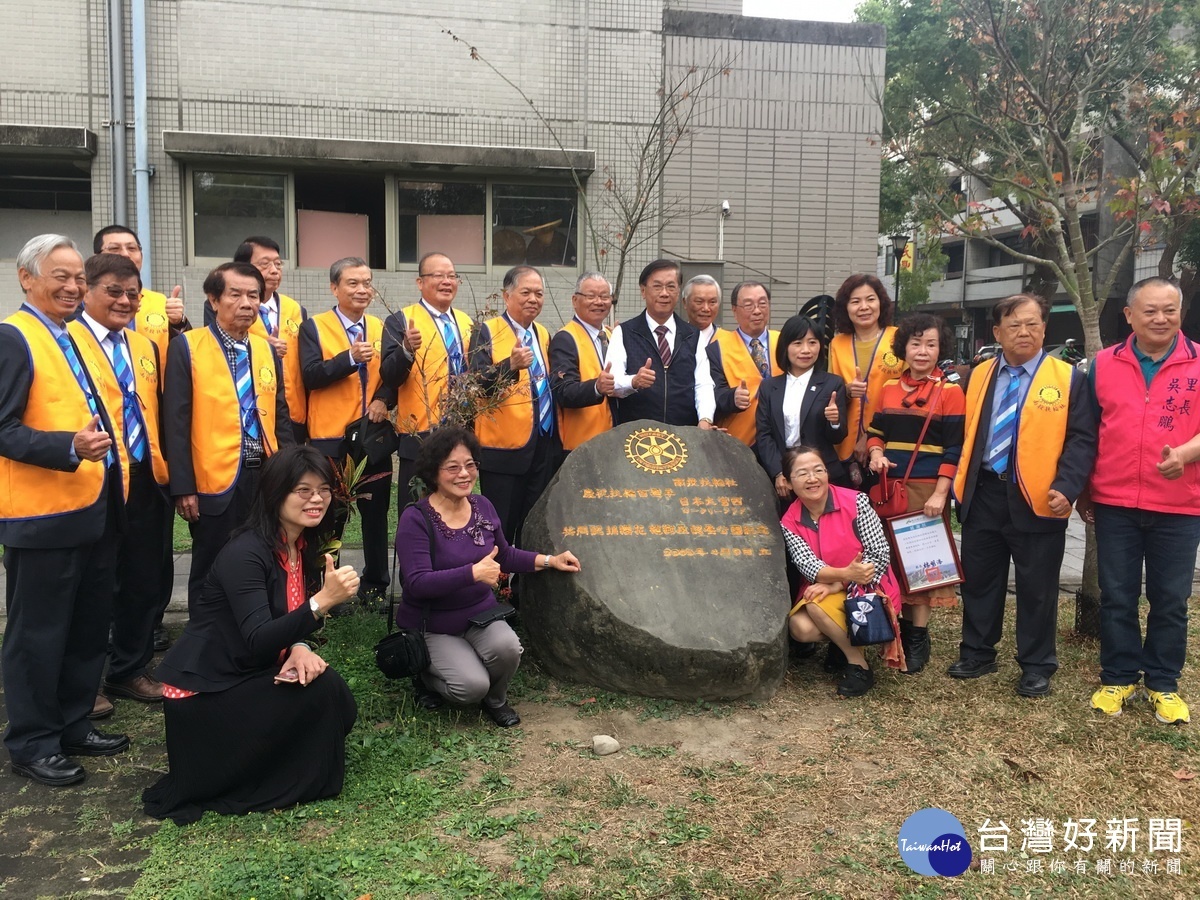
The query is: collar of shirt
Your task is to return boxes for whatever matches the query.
[1000,350,1044,380]
[420,298,454,322]
[1132,334,1177,365]
[644,312,675,339]
[80,310,118,350]
[261,293,278,315]
[573,315,602,342]
[334,307,365,332]
[213,323,245,350]
[738,327,767,350]
[20,302,69,337]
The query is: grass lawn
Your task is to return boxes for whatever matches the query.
[28,600,1178,898]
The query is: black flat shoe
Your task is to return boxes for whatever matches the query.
[61,730,130,758]
[482,701,521,728]
[946,658,998,679]
[412,677,443,710]
[837,663,875,698]
[152,625,171,652]
[11,754,85,786]
[1016,673,1051,698]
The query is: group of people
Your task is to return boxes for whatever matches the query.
[2,229,1196,826]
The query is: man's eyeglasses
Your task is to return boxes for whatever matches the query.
[97,284,140,302]
[292,486,333,500]
[574,292,613,302]
[420,272,462,283]
[440,461,479,476]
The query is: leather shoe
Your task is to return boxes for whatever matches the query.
[1017,673,1052,698]
[88,693,114,720]
[946,658,999,679]
[152,626,170,652]
[412,677,443,711]
[11,754,85,786]
[61,730,130,758]
[104,674,164,703]
[482,701,521,728]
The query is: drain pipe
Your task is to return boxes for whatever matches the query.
[131,0,153,285]
[107,0,127,224]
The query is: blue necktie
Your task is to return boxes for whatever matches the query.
[233,341,262,441]
[260,305,275,336]
[524,329,553,435]
[348,322,368,415]
[440,313,463,376]
[110,332,148,463]
[54,332,116,467]
[987,366,1023,475]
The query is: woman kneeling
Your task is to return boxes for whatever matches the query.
[780,446,905,697]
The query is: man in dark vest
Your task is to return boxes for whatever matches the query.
[606,259,718,429]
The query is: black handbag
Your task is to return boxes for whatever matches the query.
[374,504,432,680]
[344,414,399,467]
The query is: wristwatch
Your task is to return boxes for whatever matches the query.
[308,596,325,618]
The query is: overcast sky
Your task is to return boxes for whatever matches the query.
[742,0,860,23]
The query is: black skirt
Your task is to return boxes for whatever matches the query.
[142,667,357,825]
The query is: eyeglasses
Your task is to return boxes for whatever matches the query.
[255,259,284,271]
[421,272,462,283]
[100,242,141,255]
[98,284,140,301]
[292,486,333,500]
[647,281,680,293]
[738,300,770,310]
[574,292,613,302]
[440,461,479,476]
[790,467,828,479]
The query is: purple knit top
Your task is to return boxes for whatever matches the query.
[394,494,539,634]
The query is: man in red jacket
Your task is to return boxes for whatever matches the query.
[1082,277,1200,725]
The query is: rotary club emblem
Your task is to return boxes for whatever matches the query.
[138,356,156,377]
[624,428,688,474]
[284,318,299,336]
[881,350,902,370]
[259,366,276,388]
[143,312,168,330]
[1033,384,1065,412]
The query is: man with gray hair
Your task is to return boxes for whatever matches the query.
[550,271,617,452]
[299,257,394,605]
[0,235,130,785]
[683,274,721,347]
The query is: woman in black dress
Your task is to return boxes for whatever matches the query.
[143,446,360,825]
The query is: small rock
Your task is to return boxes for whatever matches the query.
[593,734,620,756]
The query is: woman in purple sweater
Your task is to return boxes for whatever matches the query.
[395,427,580,727]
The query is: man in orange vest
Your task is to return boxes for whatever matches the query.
[234,236,308,443]
[470,265,561,544]
[709,281,782,446]
[550,271,617,453]
[299,256,393,604]
[948,293,1095,697]
[683,274,720,347]
[0,235,129,786]
[164,262,293,612]
[381,252,473,503]
[70,253,171,710]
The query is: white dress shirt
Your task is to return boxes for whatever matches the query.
[605,312,716,419]
[782,368,816,448]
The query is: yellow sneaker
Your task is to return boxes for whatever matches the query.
[1090,684,1139,717]
[1146,691,1190,725]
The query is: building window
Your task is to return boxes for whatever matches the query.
[296,171,386,270]
[397,181,487,267]
[0,161,92,259]
[192,170,287,260]
[492,184,578,268]
[987,234,1023,268]
[944,242,965,279]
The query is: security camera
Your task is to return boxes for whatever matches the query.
[720,200,731,217]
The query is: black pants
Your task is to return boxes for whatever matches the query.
[2,479,121,763]
[187,467,260,614]
[958,473,1066,677]
[354,454,392,591]
[480,436,557,548]
[108,465,170,683]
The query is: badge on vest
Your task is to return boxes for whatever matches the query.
[259,366,277,390]
[139,355,156,377]
[284,318,300,336]
[881,350,903,372]
[143,312,168,331]
[1033,385,1065,412]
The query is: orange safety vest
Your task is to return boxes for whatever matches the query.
[249,292,306,424]
[556,319,614,451]
[134,288,173,362]
[954,355,1074,519]
[712,328,782,445]
[475,316,550,450]
[305,310,384,442]
[828,326,905,460]
[0,310,110,520]
[395,303,474,436]
[179,327,279,498]
[68,320,169,487]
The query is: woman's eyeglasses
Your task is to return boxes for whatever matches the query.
[440,461,479,476]
[292,486,333,500]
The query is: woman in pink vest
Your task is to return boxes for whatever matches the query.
[780,447,905,696]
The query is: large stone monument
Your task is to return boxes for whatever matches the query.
[521,421,789,702]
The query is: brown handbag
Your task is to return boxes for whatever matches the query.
[868,384,942,519]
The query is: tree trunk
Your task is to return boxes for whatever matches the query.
[1074,522,1101,638]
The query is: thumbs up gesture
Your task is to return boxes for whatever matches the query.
[313,553,360,613]
[473,545,502,586]
[733,378,751,410]
[1157,443,1186,480]
[74,414,113,461]
[403,319,424,353]
[165,285,185,325]
[824,391,840,425]
[847,366,868,400]
[596,360,616,396]
[509,344,534,371]
[632,357,657,391]
[844,551,875,584]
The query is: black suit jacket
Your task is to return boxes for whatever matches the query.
[754,371,848,481]
[548,325,617,417]
[957,361,1096,532]
[616,313,700,426]
[153,530,323,692]
[0,322,121,548]
[379,308,423,460]
[163,326,293,515]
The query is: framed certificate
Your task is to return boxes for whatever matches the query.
[883,511,964,594]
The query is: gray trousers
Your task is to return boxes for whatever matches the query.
[421,621,523,707]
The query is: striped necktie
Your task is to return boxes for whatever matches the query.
[597,327,609,361]
[109,332,148,463]
[987,365,1023,475]
[750,337,768,377]
[524,328,553,435]
[348,322,369,414]
[233,341,263,441]
[655,325,672,367]
[54,332,115,467]
[440,313,463,376]
[260,305,276,337]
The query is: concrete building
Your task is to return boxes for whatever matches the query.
[0,1,884,328]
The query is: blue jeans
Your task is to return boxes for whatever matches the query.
[1094,504,1200,693]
